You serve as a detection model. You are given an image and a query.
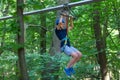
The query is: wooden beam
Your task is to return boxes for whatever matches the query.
[0,0,101,21]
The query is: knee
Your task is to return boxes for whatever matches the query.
[72,53,79,59]
[78,52,82,58]
[71,52,82,59]
[77,52,82,59]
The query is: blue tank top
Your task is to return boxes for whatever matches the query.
[55,28,71,47]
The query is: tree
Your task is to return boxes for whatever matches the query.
[48,0,70,79]
[93,3,108,80]
[16,0,29,80]
[49,0,69,55]
[40,2,46,54]
[39,2,47,80]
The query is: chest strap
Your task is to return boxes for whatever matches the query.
[61,36,68,45]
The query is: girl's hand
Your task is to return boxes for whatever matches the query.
[70,16,73,20]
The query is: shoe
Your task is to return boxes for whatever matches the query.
[64,68,71,77]
[69,67,75,74]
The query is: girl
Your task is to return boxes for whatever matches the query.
[55,10,82,77]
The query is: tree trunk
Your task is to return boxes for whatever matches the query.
[40,13,46,54]
[93,4,107,80]
[48,0,69,80]
[16,0,29,80]
[49,0,69,55]
[40,13,48,80]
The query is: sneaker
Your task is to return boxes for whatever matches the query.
[64,68,71,77]
[69,67,75,74]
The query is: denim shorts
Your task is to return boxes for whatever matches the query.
[61,45,79,56]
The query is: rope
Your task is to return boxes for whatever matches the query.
[65,16,69,35]
[63,3,78,20]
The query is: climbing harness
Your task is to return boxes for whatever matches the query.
[61,36,68,52]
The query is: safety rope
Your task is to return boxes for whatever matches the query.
[66,15,69,35]
[63,3,77,20]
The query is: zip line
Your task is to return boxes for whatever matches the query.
[0,0,101,21]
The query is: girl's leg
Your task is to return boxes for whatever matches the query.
[76,51,82,62]
[67,52,80,68]
[63,46,82,68]
[70,46,82,62]
[63,46,82,76]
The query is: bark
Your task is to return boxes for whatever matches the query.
[16,0,29,80]
[40,12,47,80]
[93,4,107,80]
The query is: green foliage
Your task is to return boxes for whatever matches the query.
[0,0,120,80]
[0,52,100,80]
[0,52,18,79]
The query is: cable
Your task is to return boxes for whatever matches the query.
[63,3,78,20]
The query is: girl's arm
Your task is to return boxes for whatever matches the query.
[56,16,64,30]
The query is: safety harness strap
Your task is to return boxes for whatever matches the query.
[61,36,68,52]
[61,36,68,44]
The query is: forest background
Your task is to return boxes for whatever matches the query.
[0,0,120,80]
